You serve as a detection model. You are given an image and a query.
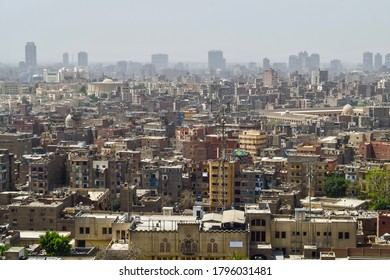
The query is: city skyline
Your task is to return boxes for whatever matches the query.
[1,0,390,64]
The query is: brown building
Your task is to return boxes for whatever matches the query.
[359,141,390,160]
[377,211,390,237]
[182,140,212,162]
[0,133,33,159]
[0,149,15,192]
[8,192,74,232]
[29,154,66,194]
[141,136,168,151]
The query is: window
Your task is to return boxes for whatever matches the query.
[207,239,218,253]
[109,228,112,234]
[275,231,280,238]
[103,228,107,234]
[281,232,286,239]
[303,232,307,236]
[338,232,343,239]
[79,227,84,234]
[317,232,320,236]
[85,227,90,234]
[344,232,350,239]
[251,231,266,242]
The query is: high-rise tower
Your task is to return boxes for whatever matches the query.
[78,51,88,67]
[63,52,69,67]
[374,53,383,71]
[25,42,37,68]
[363,52,373,72]
[151,54,168,70]
[208,50,225,70]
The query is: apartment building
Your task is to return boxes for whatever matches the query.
[239,130,267,156]
[209,159,239,211]
[28,154,66,194]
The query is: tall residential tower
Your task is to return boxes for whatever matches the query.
[208,50,225,70]
[25,42,37,68]
[78,51,88,67]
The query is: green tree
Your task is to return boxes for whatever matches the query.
[0,244,10,256]
[372,198,390,210]
[366,169,390,200]
[39,231,71,256]
[79,85,87,94]
[110,198,121,212]
[365,169,390,210]
[324,173,348,198]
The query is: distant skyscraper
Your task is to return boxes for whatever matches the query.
[363,52,373,72]
[62,52,69,67]
[374,53,383,71]
[78,51,88,67]
[116,60,128,76]
[310,53,320,69]
[298,51,309,72]
[208,50,225,70]
[330,59,342,73]
[25,42,37,68]
[151,53,168,70]
[385,54,390,68]
[288,55,299,72]
[263,57,270,69]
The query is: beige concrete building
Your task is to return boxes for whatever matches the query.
[74,212,130,248]
[128,210,249,260]
[8,193,74,232]
[239,130,267,156]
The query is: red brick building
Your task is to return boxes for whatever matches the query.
[359,142,390,160]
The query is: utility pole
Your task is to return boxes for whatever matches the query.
[217,105,227,212]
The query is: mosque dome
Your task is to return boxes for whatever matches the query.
[341,104,354,116]
[102,78,114,83]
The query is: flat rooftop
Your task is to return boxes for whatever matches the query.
[132,215,198,231]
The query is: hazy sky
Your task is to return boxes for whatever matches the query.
[1,0,390,65]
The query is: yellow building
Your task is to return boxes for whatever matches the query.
[239,130,267,156]
[209,159,239,211]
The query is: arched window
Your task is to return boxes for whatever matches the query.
[160,238,171,253]
[207,239,218,253]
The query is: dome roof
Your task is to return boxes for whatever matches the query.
[65,114,75,129]
[102,78,113,83]
[341,104,354,116]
